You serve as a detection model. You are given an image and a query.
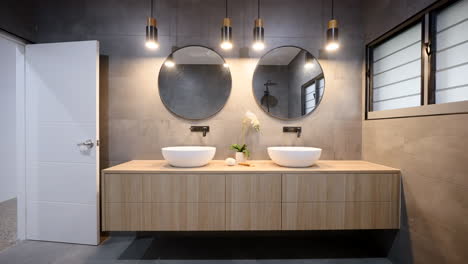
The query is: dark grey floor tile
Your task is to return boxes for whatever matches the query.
[0,240,74,264]
[257,259,392,264]
[55,236,136,262]
[159,261,241,264]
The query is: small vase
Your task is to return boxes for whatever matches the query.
[235,152,246,163]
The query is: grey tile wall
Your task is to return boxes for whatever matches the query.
[1,0,365,164]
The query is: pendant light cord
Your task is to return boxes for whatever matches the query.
[150,0,154,17]
[331,0,334,19]
[258,0,260,18]
[225,0,228,18]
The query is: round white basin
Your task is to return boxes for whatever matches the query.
[161,146,216,167]
[267,146,322,167]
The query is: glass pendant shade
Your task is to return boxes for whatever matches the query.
[146,17,159,49]
[252,18,265,51]
[304,52,314,68]
[164,53,175,67]
[221,18,233,50]
[325,20,339,51]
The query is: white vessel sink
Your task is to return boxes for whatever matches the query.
[161,146,216,167]
[267,147,322,167]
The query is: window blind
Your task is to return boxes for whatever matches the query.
[372,23,422,111]
[435,0,468,104]
[304,78,324,114]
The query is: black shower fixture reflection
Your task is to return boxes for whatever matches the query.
[261,80,278,112]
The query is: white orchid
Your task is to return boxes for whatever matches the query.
[232,111,260,158]
[243,111,260,131]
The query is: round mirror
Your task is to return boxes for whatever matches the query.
[252,46,325,120]
[159,46,232,120]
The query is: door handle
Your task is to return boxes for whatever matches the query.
[77,139,94,149]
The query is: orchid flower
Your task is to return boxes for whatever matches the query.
[243,111,260,131]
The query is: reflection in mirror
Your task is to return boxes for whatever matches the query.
[159,46,232,120]
[252,46,325,119]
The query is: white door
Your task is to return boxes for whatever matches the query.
[25,41,99,245]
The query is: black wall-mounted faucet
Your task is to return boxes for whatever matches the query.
[190,126,210,137]
[283,126,302,138]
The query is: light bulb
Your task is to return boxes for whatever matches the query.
[304,62,314,69]
[252,41,265,51]
[325,42,340,51]
[145,41,159,50]
[221,41,233,50]
[223,63,229,68]
[165,60,175,68]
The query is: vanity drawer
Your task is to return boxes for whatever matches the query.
[282,173,400,202]
[282,174,346,202]
[282,203,345,230]
[226,203,281,230]
[103,174,143,203]
[226,174,281,202]
[103,203,143,231]
[142,174,225,202]
[282,201,399,230]
[142,203,225,231]
[343,202,399,229]
[345,173,400,202]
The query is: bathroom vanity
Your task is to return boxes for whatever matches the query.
[101,160,400,231]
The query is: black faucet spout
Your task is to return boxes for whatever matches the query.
[283,126,302,138]
[190,126,210,137]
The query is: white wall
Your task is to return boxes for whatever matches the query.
[0,33,22,203]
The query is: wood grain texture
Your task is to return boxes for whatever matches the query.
[103,160,400,174]
[345,173,400,202]
[101,160,401,231]
[142,174,225,203]
[343,202,399,229]
[226,174,281,202]
[142,203,225,231]
[103,173,142,203]
[282,203,345,230]
[103,203,142,231]
[282,202,399,230]
[226,203,281,230]
[282,174,346,202]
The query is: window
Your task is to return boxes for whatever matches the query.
[371,23,422,111]
[434,0,468,104]
[302,76,324,115]
[366,0,468,119]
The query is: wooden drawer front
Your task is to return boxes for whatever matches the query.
[142,174,225,203]
[226,174,281,202]
[103,174,143,203]
[226,203,281,230]
[345,174,400,202]
[142,203,225,231]
[282,174,346,202]
[344,202,399,229]
[103,203,143,231]
[282,203,345,230]
[282,202,399,230]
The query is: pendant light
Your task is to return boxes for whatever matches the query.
[165,53,175,68]
[221,0,233,50]
[252,0,265,51]
[325,0,339,51]
[304,52,314,68]
[165,1,178,68]
[145,0,159,49]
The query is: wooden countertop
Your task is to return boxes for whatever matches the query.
[103,160,400,174]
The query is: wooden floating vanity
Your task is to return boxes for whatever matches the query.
[101,160,400,231]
